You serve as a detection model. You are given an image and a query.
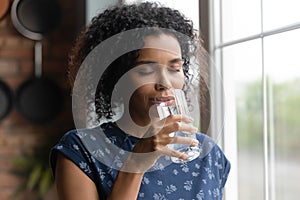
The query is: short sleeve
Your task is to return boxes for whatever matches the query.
[221,153,230,188]
[196,132,231,189]
[214,145,231,189]
[49,130,96,182]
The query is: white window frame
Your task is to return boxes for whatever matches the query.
[209,1,300,200]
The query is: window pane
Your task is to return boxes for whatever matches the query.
[263,0,300,31]
[221,0,261,43]
[222,39,264,200]
[86,0,119,23]
[265,29,300,200]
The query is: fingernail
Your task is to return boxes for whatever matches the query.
[191,139,199,146]
[181,154,188,160]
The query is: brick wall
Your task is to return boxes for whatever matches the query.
[0,0,85,199]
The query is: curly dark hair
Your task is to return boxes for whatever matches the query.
[69,2,209,125]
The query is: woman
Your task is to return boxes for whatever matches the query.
[50,2,230,200]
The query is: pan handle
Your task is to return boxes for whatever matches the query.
[34,41,42,77]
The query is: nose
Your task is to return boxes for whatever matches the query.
[154,71,172,91]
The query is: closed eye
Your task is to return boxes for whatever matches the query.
[168,58,183,73]
[136,69,155,75]
[134,63,157,75]
[168,66,181,73]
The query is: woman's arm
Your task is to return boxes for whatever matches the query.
[55,153,99,200]
[55,153,144,200]
[107,171,144,200]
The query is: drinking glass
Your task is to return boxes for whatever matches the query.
[156,88,200,163]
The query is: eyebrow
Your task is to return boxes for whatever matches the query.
[134,60,157,66]
[169,58,184,64]
[134,58,183,66]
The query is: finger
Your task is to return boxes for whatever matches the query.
[162,122,197,135]
[151,114,193,135]
[177,123,198,134]
[162,146,188,161]
[163,114,193,125]
[178,114,194,124]
[170,136,199,146]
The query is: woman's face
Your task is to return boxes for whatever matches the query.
[126,33,185,126]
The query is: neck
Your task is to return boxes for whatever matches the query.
[116,117,149,138]
[115,111,150,138]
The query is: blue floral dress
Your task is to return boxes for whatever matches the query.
[50,122,230,200]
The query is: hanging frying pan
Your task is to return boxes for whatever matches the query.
[11,0,63,124]
[11,0,61,40]
[15,42,63,124]
[1,0,13,121]
[0,79,13,120]
[0,0,10,21]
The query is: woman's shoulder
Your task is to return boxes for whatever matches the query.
[59,127,99,140]
[195,132,219,152]
[196,132,230,180]
[57,124,112,145]
[195,132,230,163]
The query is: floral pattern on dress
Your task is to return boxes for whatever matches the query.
[50,122,230,200]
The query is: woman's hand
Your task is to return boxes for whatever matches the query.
[121,114,198,173]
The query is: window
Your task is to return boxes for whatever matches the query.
[86,0,120,23]
[210,0,300,200]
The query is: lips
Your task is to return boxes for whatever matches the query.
[150,96,175,106]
